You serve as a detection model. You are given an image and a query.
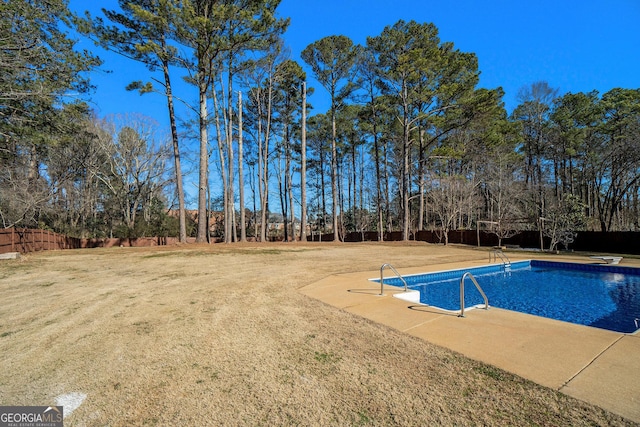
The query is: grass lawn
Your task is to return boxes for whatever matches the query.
[0,242,637,426]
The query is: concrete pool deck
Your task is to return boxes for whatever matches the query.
[299,255,640,423]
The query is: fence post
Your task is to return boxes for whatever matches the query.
[11,228,15,252]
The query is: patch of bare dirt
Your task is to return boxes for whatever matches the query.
[0,242,636,426]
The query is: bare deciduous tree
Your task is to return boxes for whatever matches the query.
[94,114,171,235]
[429,174,478,245]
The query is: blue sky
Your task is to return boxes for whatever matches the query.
[67,0,640,209]
[70,0,640,124]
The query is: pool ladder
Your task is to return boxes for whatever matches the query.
[490,249,511,272]
[379,263,409,296]
[379,264,488,318]
[459,272,489,317]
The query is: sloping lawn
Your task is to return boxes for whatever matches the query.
[0,242,636,426]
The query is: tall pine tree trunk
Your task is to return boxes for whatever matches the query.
[402,84,411,241]
[299,82,307,242]
[212,87,229,243]
[331,106,339,241]
[238,91,246,242]
[418,131,426,231]
[162,55,186,243]
[287,136,295,241]
[196,76,209,243]
[226,68,236,243]
[259,82,274,242]
[372,113,383,241]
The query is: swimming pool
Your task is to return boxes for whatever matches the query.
[376,260,640,334]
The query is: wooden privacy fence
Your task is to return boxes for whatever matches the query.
[0,228,81,254]
[0,228,198,255]
[341,230,640,255]
[2,227,638,256]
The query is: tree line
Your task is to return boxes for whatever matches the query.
[1,0,639,248]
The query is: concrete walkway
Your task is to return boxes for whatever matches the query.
[299,256,640,423]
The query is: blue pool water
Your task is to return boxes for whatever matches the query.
[378,260,640,333]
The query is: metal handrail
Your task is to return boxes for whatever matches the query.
[490,249,511,269]
[380,263,409,296]
[459,272,489,317]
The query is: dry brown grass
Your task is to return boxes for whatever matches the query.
[0,242,637,426]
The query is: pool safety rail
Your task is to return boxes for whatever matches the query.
[490,249,511,271]
[459,272,489,317]
[379,263,409,296]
